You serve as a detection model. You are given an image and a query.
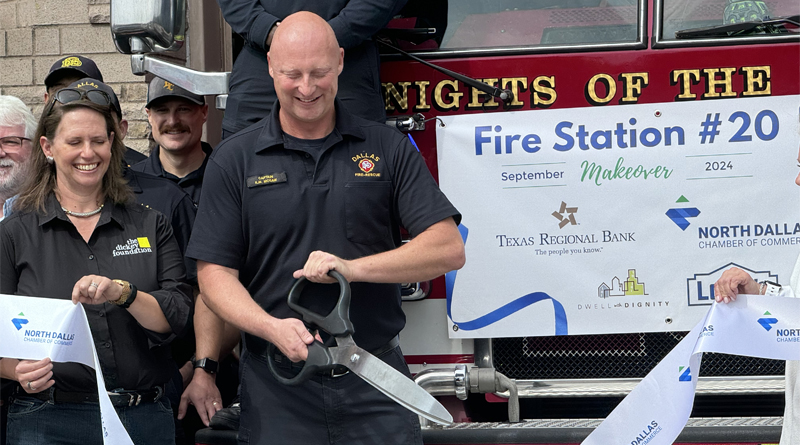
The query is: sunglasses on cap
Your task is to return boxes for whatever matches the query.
[53,88,112,108]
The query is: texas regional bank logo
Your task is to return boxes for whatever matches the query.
[552,201,577,228]
[686,262,776,306]
[666,195,700,231]
[11,313,76,346]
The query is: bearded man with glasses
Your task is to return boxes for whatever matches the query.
[0,95,36,221]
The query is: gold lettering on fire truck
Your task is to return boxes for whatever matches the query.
[414,80,431,111]
[466,79,500,110]
[671,69,701,100]
[531,76,556,107]
[701,67,737,99]
[619,72,649,104]
[383,81,412,112]
[433,79,463,110]
[586,73,616,105]
[502,78,527,108]
[740,66,771,96]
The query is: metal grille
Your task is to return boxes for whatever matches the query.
[493,332,785,379]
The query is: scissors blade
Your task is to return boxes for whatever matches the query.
[331,345,453,426]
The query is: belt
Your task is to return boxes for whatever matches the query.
[20,385,164,407]
[249,335,400,378]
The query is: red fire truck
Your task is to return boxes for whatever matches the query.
[110,0,799,443]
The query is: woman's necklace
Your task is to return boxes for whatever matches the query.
[62,204,103,217]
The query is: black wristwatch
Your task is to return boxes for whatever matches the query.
[192,357,219,374]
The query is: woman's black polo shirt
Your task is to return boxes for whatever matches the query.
[0,194,192,392]
[187,101,461,351]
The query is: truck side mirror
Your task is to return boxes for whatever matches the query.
[111,0,186,54]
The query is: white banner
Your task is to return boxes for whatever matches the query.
[0,295,134,445]
[582,293,800,444]
[439,95,800,338]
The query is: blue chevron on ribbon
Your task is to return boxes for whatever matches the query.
[444,224,569,336]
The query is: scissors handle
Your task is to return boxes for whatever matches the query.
[266,340,335,386]
[287,270,354,337]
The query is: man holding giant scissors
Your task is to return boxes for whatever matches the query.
[186,11,465,444]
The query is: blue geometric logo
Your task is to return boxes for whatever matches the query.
[666,208,701,231]
[11,312,28,330]
[678,366,692,382]
[757,312,778,331]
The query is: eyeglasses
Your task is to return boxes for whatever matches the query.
[0,136,31,152]
[53,88,112,108]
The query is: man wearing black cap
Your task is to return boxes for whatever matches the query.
[132,77,239,444]
[43,55,147,166]
[132,77,211,208]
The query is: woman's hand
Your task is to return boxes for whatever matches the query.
[714,267,760,303]
[16,358,55,394]
[72,275,123,305]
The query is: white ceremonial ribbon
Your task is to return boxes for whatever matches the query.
[582,293,800,445]
[0,295,135,445]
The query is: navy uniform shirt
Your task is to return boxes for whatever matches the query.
[0,195,192,392]
[123,167,197,285]
[217,0,408,134]
[131,142,213,208]
[124,147,147,166]
[186,100,460,351]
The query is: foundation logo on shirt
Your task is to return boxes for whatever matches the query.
[352,153,381,177]
[11,312,28,330]
[113,237,153,257]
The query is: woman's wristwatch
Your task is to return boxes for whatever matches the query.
[759,280,781,296]
[111,279,138,308]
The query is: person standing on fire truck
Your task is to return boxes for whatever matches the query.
[186,11,464,444]
[216,0,408,137]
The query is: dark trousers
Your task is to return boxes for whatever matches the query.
[238,346,423,445]
[6,393,174,445]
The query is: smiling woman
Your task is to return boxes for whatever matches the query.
[0,94,192,445]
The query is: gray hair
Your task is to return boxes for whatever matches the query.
[0,95,37,139]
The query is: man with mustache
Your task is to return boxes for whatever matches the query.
[132,77,211,208]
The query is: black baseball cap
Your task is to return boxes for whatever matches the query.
[44,55,104,88]
[68,78,123,120]
[146,77,205,108]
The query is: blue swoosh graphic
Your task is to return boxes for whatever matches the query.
[758,317,778,331]
[11,318,28,330]
[444,224,568,335]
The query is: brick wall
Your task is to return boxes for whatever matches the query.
[0,0,152,154]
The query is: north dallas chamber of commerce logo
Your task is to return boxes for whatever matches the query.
[352,153,381,177]
[678,365,692,382]
[666,195,700,231]
[756,311,800,343]
[686,262,777,306]
[629,420,662,445]
[10,313,76,346]
[552,201,577,228]
[113,237,153,257]
[11,312,28,330]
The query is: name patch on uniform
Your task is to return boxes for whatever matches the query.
[247,172,287,188]
[352,153,381,177]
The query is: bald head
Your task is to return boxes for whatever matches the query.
[270,12,339,59]
[267,11,344,139]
